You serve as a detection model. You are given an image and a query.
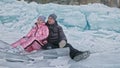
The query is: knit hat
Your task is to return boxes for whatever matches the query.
[38,16,46,22]
[49,14,57,20]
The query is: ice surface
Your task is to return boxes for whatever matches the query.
[0,0,120,68]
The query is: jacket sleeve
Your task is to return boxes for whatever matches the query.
[58,26,67,42]
[36,26,49,41]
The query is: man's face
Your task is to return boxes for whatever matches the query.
[48,17,55,24]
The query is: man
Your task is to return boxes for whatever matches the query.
[42,14,90,61]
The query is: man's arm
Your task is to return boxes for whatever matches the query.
[58,26,67,48]
[58,26,67,41]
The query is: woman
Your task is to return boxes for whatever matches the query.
[11,16,49,52]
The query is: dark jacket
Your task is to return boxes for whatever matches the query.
[46,21,67,45]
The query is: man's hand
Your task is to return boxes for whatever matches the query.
[59,40,66,48]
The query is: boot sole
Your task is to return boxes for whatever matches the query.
[73,51,90,62]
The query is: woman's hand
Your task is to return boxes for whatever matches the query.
[43,40,48,44]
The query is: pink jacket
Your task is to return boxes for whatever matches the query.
[11,23,49,52]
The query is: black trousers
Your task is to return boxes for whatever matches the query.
[42,43,83,59]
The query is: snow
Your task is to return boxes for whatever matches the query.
[0,0,120,68]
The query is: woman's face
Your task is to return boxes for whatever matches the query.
[37,18,44,24]
[48,17,55,24]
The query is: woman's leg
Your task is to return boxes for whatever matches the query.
[25,45,34,52]
[11,38,27,48]
[24,40,42,52]
[21,37,38,48]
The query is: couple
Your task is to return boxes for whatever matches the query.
[11,14,90,61]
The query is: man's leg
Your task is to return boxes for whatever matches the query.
[43,43,90,61]
[64,43,83,59]
[42,43,59,50]
[43,43,83,59]
[42,43,52,50]
[64,43,90,61]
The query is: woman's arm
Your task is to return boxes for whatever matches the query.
[25,25,36,38]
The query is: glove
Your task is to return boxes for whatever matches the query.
[59,40,66,48]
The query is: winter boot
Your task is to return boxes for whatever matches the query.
[7,45,26,54]
[73,51,90,62]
